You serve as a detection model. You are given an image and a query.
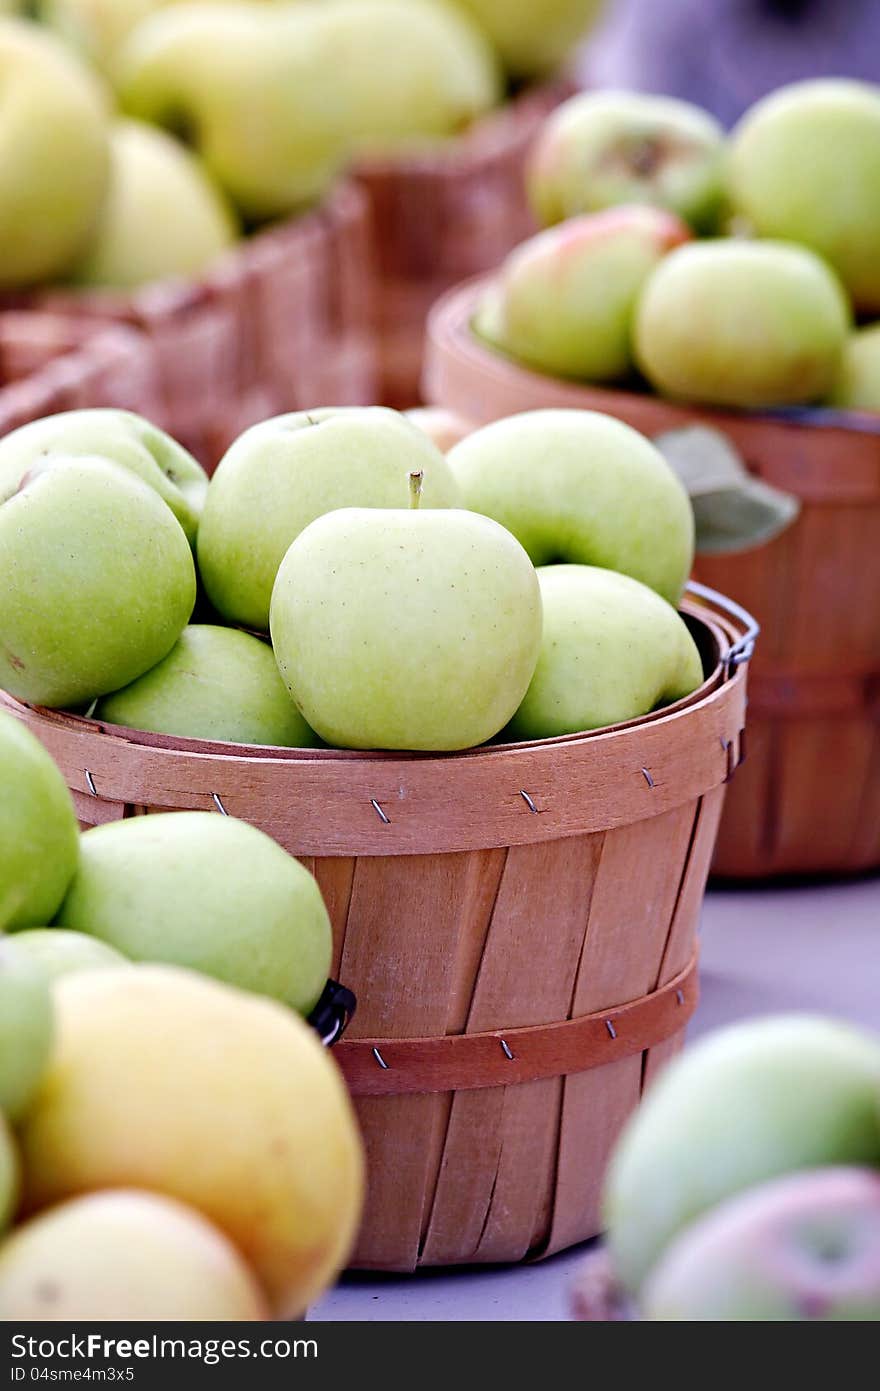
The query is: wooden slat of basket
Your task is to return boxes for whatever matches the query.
[339,850,504,1270]
[542,803,698,1257]
[420,833,604,1266]
[641,784,726,1092]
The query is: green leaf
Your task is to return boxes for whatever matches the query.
[654,425,801,554]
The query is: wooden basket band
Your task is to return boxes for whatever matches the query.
[334,953,698,1097]
[3,668,746,857]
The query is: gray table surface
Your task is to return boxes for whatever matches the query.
[310,875,880,1322]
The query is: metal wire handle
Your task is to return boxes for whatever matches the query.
[685,580,760,675]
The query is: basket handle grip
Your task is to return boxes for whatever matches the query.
[685,580,759,674]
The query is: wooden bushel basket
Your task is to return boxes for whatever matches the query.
[0,312,162,435]
[424,278,880,880]
[1,182,376,472]
[352,80,570,410]
[1,585,754,1270]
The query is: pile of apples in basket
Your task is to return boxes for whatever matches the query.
[0,398,704,1317]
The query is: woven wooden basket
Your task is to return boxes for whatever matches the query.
[1,585,753,1270]
[0,312,162,434]
[2,182,376,472]
[424,277,880,880]
[352,80,570,410]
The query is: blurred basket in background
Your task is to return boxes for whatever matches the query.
[424,277,880,880]
[0,312,161,436]
[353,80,571,409]
[1,586,753,1269]
[1,182,376,472]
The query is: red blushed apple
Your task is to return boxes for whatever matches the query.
[482,205,690,382]
[642,1168,880,1322]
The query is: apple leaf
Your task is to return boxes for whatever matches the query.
[654,425,800,553]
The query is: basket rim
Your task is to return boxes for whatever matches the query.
[1,603,749,856]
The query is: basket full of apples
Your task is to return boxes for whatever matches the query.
[424,78,880,881]
[0,8,378,469]
[0,402,755,1270]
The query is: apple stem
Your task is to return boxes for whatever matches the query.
[409,470,424,509]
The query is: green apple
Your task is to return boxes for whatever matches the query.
[447,410,694,605]
[0,711,79,932]
[0,458,196,708]
[198,407,462,632]
[0,938,53,1122]
[69,119,238,289]
[95,624,319,747]
[634,239,851,408]
[0,1190,267,1320]
[0,1116,17,1232]
[504,565,703,741]
[38,1,288,72]
[642,1167,880,1322]
[603,1015,880,1294]
[451,0,604,79]
[826,324,880,413]
[116,5,350,219]
[270,502,542,750]
[528,90,725,233]
[0,409,208,547]
[9,930,127,984]
[488,206,690,381]
[56,811,332,1015]
[729,79,880,314]
[318,0,500,154]
[0,19,109,287]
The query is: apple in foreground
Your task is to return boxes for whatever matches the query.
[198,407,461,632]
[0,409,208,547]
[826,324,880,414]
[634,239,851,408]
[70,119,238,289]
[0,1118,16,1233]
[452,0,603,79]
[318,0,500,154]
[729,79,880,314]
[528,90,725,233]
[0,711,79,932]
[56,811,331,1016]
[0,939,53,1123]
[19,965,365,1317]
[642,1167,880,1322]
[116,5,350,218]
[0,1190,267,1321]
[602,1014,880,1294]
[0,459,196,708]
[10,930,127,985]
[447,410,694,605]
[0,20,109,286]
[96,624,319,747]
[270,500,543,751]
[504,566,703,741]
[487,206,690,381]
